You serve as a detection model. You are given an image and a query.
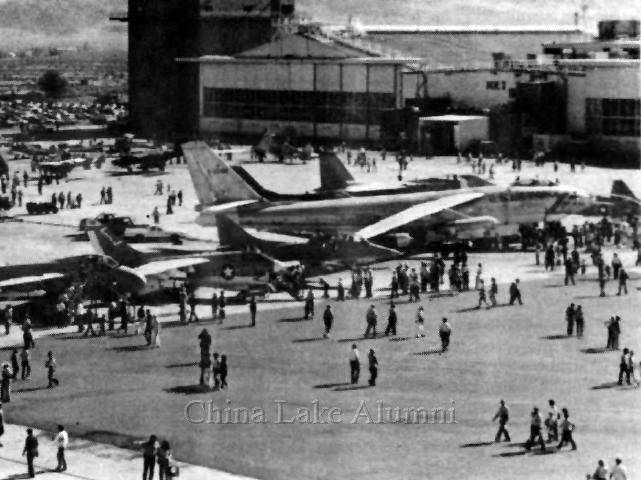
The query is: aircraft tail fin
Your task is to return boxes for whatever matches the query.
[88,229,141,267]
[183,141,261,204]
[215,214,259,249]
[611,180,639,201]
[319,152,354,191]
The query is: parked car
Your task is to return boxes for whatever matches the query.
[26,201,58,215]
[123,225,182,244]
[79,213,143,237]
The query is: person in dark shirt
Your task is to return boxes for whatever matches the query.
[368,349,378,386]
[509,279,522,305]
[22,428,39,478]
[384,303,397,336]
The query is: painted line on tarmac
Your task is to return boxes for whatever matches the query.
[0,454,94,480]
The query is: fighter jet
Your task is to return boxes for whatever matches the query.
[183,141,596,250]
[215,214,401,275]
[88,229,293,298]
[0,254,148,300]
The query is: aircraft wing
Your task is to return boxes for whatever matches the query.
[134,258,210,277]
[355,192,485,240]
[0,273,65,289]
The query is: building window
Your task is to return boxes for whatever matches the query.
[201,87,394,126]
[586,98,641,137]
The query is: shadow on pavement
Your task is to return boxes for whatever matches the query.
[292,338,326,344]
[333,385,371,391]
[164,384,212,395]
[459,441,495,448]
[313,382,350,389]
[590,382,619,390]
[581,347,609,354]
[413,349,443,356]
[540,334,571,340]
[166,362,199,369]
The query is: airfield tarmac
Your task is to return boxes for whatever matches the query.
[0,148,639,479]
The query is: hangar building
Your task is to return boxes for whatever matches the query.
[180,34,416,142]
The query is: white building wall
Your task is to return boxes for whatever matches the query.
[566,65,641,134]
[415,70,518,109]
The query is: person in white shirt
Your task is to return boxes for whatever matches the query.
[349,345,360,384]
[610,458,627,480]
[54,424,68,472]
[415,306,426,338]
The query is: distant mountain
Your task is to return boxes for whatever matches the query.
[0,0,637,50]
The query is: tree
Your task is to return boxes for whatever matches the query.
[37,70,68,98]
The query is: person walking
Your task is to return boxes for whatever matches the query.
[364,305,377,338]
[368,349,378,387]
[212,353,221,390]
[0,365,10,402]
[556,408,577,451]
[219,355,228,389]
[415,306,426,338]
[150,316,160,348]
[575,305,584,338]
[157,440,172,480]
[218,291,226,321]
[618,348,631,386]
[524,407,546,451]
[610,458,628,480]
[249,296,257,327]
[612,316,621,350]
[547,399,560,442]
[349,344,360,384]
[439,317,452,352]
[304,289,315,320]
[188,293,199,323]
[199,350,211,388]
[53,425,68,472]
[210,292,218,322]
[22,428,39,478]
[384,303,397,336]
[336,278,345,301]
[0,401,4,447]
[10,349,19,381]
[141,435,158,480]
[591,460,608,480]
[322,305,333,339]
[489,278,498,307]
[509,279,523,305]
[628,350,639,387]
[492,400,511,442]
[566,303,575,336]
[477,280,489,308]
[20,348,31,380]
[617,267,628,295]
[45,351,59,388]
[564,257,576,285]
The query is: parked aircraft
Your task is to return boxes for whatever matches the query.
[183,141,598,249]
[111,149,174,172]
[88,229,294,298]
[38,157,89,177]
[0,254,147,299]
[253,130,317,163]
[216,214,401,274]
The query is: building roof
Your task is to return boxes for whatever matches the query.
[361,25,585,34]
[420,115,487,122]
[236,33,374,59]
[542,38,640,50]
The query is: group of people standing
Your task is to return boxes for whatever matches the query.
[197,329,228,391]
